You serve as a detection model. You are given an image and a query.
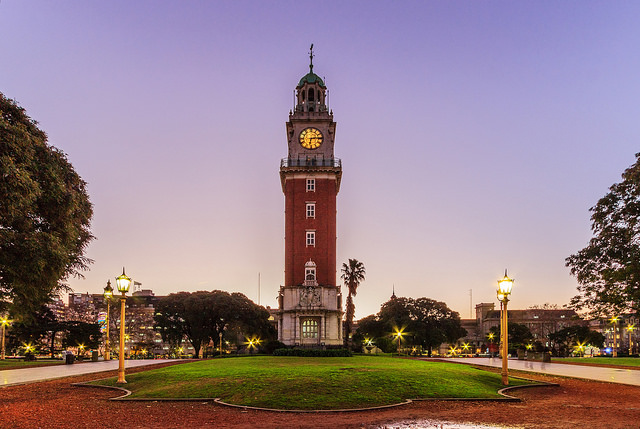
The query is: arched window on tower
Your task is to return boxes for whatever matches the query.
[308,88,315,102]
[306,267,316,281]
[304,259,317,285]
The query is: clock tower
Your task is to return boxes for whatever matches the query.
[277,46,343,347]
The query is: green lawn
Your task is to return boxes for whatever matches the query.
[558,357,640,367]
[0,359,64,370]
[91,355,531,410]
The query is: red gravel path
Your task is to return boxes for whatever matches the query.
[1,362,639,428]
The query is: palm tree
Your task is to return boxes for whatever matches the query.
[341,258,366,348]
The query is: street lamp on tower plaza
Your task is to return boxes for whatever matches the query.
[496,270,514,386]
[610,316,619,358]
[103,280,113,360]
[115,268,131,384]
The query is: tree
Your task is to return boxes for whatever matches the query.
[548,325,605,357]
[378,296,412,330]
[356,296,466,356]
[0,93,94,320]
[154,290,275,357]
[566,153,640,317]
[62,321,101,351]
[341,258,366,348]
[8,307,55,355]
[407,298,467,356]
[489,322,534,354]
[8,306,100,357]
[153,293,187,352]
[37,306,64,358]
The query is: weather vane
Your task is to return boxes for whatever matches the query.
[309,43,314,73]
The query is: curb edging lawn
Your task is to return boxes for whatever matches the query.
[72,376,558,412]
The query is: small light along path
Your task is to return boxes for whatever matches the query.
[439,357,640,387]
[0,359,179,387]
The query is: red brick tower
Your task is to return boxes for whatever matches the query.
[277,46,343,346]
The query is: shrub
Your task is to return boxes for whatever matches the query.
[272,348,352,357]
[263,340,286,354]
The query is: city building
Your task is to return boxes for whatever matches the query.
[458,303,584,353]
[589,315,639,355]
[65,289,195,356]
[277,47,343,347]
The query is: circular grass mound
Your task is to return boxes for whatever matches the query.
[90,355,533,410]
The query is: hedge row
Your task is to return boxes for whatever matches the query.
[272,348,353,357]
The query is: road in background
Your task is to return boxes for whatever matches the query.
[440,357,640,386]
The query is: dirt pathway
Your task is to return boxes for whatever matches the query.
[1,364,639,428]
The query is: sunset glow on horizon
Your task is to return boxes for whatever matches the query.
[2,1,640,319]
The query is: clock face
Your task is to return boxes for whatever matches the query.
[299,127,323,149]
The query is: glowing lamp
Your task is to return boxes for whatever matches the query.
[497,270,514,297]
[496,269,514,386]
[116,268,131,294]
[103,280,113,299]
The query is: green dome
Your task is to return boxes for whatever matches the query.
[298,72,326,88]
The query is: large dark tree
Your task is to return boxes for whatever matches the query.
[548,325,605,357]
[0,93,93,320]
[407,298,467,356]
[7,306,60,355]
[567,153,640,317]
[341,258,365,348]
[489,322,534,354]
[154,290,274,357]
[356,296,466,356]
[8,306,99,357]
[62,320,101,351]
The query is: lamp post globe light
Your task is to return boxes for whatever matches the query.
[496,270,514,386]
[103,280,114,360]
[115,268,131,384]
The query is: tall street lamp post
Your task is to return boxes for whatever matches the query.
[626,324,636,354]
[497,270,514,386]
[1,317,10,360]
[103,280,113,360]
[610,316,619,358]
[115,268,131,384]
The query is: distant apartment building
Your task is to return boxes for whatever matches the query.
[58,289,195,356]
[589,315,639,354]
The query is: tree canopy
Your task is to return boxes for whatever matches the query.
[356,296,466,356]
[7,305,100,356]
[489,322,534,353]
[566,153,640,317]
[0,93,93,320]
[548,325,604,357]
[154,290,275,357]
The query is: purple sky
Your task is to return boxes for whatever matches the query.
[2,1,640,320]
